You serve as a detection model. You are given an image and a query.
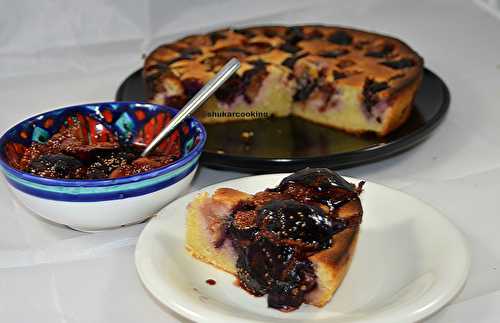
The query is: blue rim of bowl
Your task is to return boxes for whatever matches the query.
[0,102,207,189]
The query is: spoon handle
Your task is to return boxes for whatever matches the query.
[141,58,241,157]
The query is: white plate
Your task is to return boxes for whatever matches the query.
[135,174,469,323]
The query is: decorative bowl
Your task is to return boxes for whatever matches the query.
[0,102,206,231]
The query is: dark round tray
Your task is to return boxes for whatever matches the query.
[116,68,449,173]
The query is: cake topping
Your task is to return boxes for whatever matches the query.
[236,237,318,311]
[236,237,303,296]
[263,29,278,38]
[234,28,256,38]
[285,26,305,44]
[242,62,269,103]
[209,31,226,44]
[181,78,204,97]
[363,78,390,116]
[267,257,317,311]
[274,168,363,213]
[257,200,346,250]
[279,43,301,54]
[214,75,244,104]
[293,75,317,102]
[328,30,353,45]
[336,59,355,69]
[381,58,415,69]
[365,79,389,93]
[281,52,309,69]
[318,49,349,58]
[333,70,347,80]
[180,47,202,58]
[365,43,395,58]
[277,167,356,192]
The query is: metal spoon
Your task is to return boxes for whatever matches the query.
[141,58,241,157]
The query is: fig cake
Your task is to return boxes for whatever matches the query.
[144,25,423,136]
[186,168,364,311]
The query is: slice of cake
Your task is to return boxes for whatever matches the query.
[145,25,423,136]
[186,168,364,311]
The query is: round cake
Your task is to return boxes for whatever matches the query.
[144,25,423,136]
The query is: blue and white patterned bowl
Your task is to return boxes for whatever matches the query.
[0,102,206,231]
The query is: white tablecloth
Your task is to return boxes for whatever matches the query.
[1,0,499,322]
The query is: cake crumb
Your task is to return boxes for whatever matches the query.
[240,131,254,144]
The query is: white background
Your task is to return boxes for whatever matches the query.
[0,0,499,322]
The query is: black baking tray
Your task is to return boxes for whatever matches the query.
[116,68,449,173]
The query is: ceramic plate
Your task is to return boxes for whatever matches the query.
[135,174,469,323]
[117,68,449,173]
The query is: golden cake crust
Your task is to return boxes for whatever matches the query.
[145,25,423,95]
[306,199,361,306]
